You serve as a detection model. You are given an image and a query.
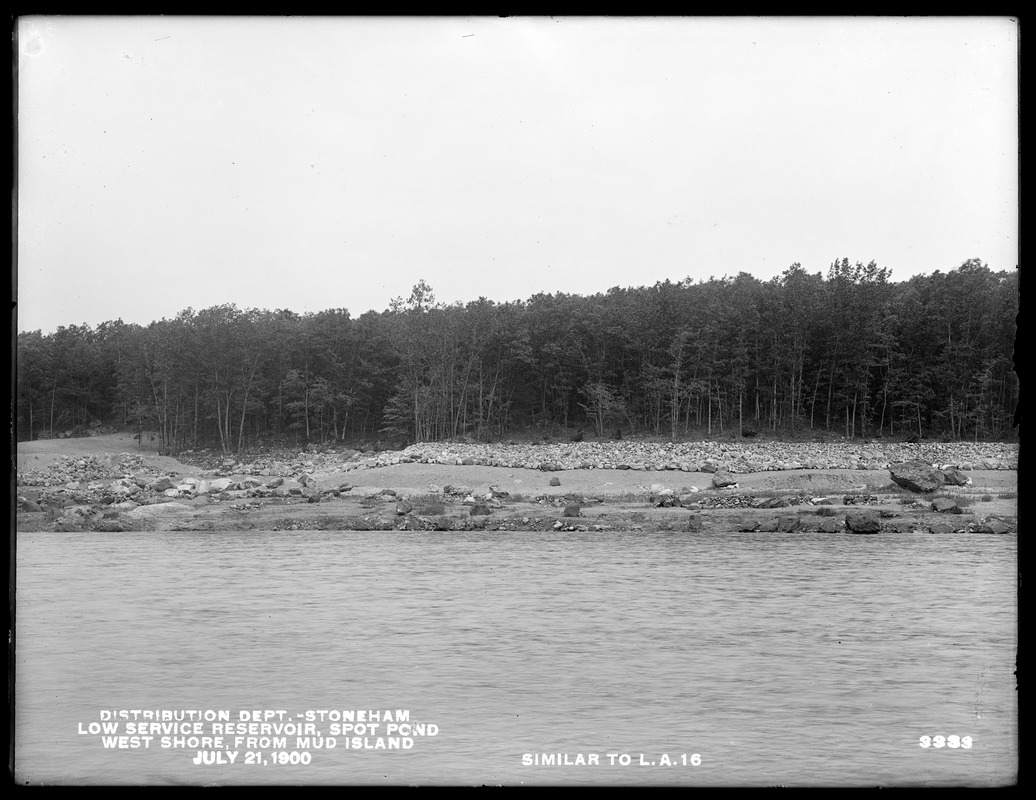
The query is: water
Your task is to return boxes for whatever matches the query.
[15,529,1017,786]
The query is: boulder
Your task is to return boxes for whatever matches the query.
[207,478,234,493]
[149,476,175,492]
[976,519,1009,534]
[563,504,581,518]
[711,471,738,489]
[927,521,956,534]
[889,460,945,493]
[845,513,881,534]
[931,497,962,514]
[469,504,491,516]
[941,469,971,486]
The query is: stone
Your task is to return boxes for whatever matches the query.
[711,471,738,489]
[686,515,704,532]
[941,468,971,486]
[976,519,1009,534]
[395,502,413,516]
[149,476,175,492]
[817,518,842,533]
[889,460,945,493]
[549,477,561,487]
[931,497,962,514]
[845,513,881,534]
[469,504,491,516]
[777,515,800,532]
[927,521,956,534]
[563,504,581,518]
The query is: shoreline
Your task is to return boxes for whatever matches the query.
[15,435,1018,535]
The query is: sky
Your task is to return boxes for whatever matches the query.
[15,16,1019,334]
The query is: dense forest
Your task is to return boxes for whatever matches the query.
[15,259,1019,453]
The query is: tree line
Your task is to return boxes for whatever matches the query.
[15,258,1019,453]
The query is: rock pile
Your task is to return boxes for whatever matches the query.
[18,454,166,487]
[363,440,1018,473]
[142,440,1018,480]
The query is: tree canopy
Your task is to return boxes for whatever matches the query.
[16,259,1019,452]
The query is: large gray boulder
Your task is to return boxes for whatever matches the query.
[711,471,738,489]
[889,460,945,493]
[149,476,176,492]
[941,468,972,486]
[845,513,881,534]
[931,497,962,514]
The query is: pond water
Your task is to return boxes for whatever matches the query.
[14,529,1018,786]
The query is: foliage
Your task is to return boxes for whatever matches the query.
[15,261,1019,450]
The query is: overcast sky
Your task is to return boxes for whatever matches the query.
[16,16,1018,334]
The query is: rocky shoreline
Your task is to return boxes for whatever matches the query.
[15,439,1018,535]
[21,440,1015,488]
[380,440,1019,473]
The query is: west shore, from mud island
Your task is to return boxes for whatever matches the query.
[15,432,1018,536]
